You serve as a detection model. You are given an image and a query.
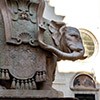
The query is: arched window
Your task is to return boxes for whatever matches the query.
[79,29,98,58]
[70,72,99,91]
[73,74,95,89]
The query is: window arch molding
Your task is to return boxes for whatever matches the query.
[70,72,98,91]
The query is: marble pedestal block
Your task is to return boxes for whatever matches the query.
[0,90,78,100]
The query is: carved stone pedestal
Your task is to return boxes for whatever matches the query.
[0,98,78,100]
[0,90,78,100]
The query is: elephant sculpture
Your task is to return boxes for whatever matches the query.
[0,0,86,90]
[39,20,86,61]
[36,20,86,89]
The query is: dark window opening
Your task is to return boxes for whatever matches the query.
[75,94,95,100]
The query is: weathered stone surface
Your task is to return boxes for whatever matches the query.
[0,90,63,98]
[0,97,78,100]
[0,0,85,93]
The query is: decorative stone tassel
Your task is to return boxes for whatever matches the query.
[24,80,29,89]
[32,79,36,89]
[11,78,16,89]
[5,70,10,80]
[29,79,33,89]
[42,71,46,81]
[35,72,40,82]
[39,72,43,81]
[16,80,20,89]
[21,80,24,89]
[1,69,5,79]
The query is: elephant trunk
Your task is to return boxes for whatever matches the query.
[38,26,86,61]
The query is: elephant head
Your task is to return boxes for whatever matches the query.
[38,20,86,61]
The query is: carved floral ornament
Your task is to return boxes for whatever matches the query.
[8,0,40,22]
[0,0,45,45]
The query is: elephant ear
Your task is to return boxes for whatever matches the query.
[48,20,66,46]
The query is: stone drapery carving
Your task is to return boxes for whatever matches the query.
[0,0,86,90]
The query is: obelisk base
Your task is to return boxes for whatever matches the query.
[0,90,78,100]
